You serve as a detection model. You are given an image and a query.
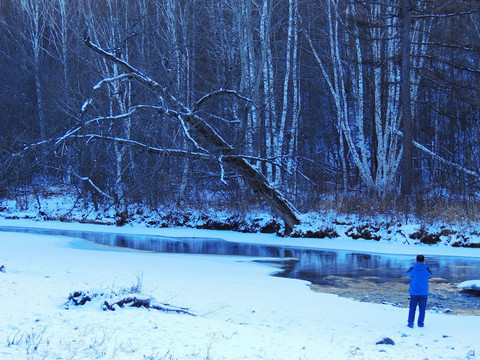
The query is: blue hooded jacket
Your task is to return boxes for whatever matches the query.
[408,262,432,296]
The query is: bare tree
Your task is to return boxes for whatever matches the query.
[76,39,301,231]
[305,0,434,197]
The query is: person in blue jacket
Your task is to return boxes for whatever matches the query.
[407,254,433,328]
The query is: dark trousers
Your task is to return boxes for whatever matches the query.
[408,295,428,326]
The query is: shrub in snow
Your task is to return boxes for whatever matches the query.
[290,227,339,239]
[346,224,381,241]
[410,228,456,245]
[452,241,480,248]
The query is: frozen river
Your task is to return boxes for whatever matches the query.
[1,225,479,285]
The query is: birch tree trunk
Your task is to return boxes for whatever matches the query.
[400,0,413,195]
[307,0,413,196]
[238,0,260,159]
[82,0,134,218]
[287,0,300,186]
[260,0,276,181]
[260,0,299,188]
[274,0,296,186]
[20,0,48,171]
[49,0,69,88]
[164,0,193,201]
[306,0,375,192]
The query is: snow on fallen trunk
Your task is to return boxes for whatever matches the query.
[66,290,195,315]
[457,280,480,290]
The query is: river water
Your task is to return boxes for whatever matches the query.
[1,225,479,286]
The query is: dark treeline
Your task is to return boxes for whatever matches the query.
[0,0,479,221]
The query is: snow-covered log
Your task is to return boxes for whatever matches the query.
[67,291,195,315]
[103,297,195,316]
[457,280,480,291]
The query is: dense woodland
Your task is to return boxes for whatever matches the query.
[0,0,479,226]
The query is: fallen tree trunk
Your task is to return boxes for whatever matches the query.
[103,297,196,316]
[83,38,300,233]
[67,291,195,315]
[396,130,480,179]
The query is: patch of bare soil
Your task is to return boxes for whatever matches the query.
[310,276,480,316]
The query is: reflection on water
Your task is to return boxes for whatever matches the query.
[1,226,479,285]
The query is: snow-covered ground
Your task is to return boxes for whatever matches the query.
[0,219,479,360]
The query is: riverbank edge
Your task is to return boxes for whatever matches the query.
[2,217,479,317]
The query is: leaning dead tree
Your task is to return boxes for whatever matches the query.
[79,39,300,232]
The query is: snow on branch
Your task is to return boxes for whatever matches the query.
[412,140,480,178]
[70,134,211,160]
[67,291,195,316]
[84,38,232,152]
[412,9,479,19]
[55,110,137,146]
[223,154,291,175]
[418,54,480,75]
[219,155,228,185]
[93,73,133,91]
[84,38,196,119]
[193,88,256,113]
[396,130,480,179]
[14,103,178,155]
[85,38,164,93]
[56,104,177,147]
[71,171,113,199]
[12,138,52,157]
[81,98,92,113]
[177,114,211,155]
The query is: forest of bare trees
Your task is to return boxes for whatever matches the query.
[0,0,479,225]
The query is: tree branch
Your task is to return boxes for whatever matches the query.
[70,134,211,159]
[193,88,256,113]
[71,171,114,199]
[85,38,165,93]
[412,9,479,19]
[396,131,480,179]
[412,140,480,179]
[93,73,133,90]
[56,104,180,147]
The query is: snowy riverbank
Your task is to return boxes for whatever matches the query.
[0,219,479,359]
[2,189,480,251]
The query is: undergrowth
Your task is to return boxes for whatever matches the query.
[310,193,480,225]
